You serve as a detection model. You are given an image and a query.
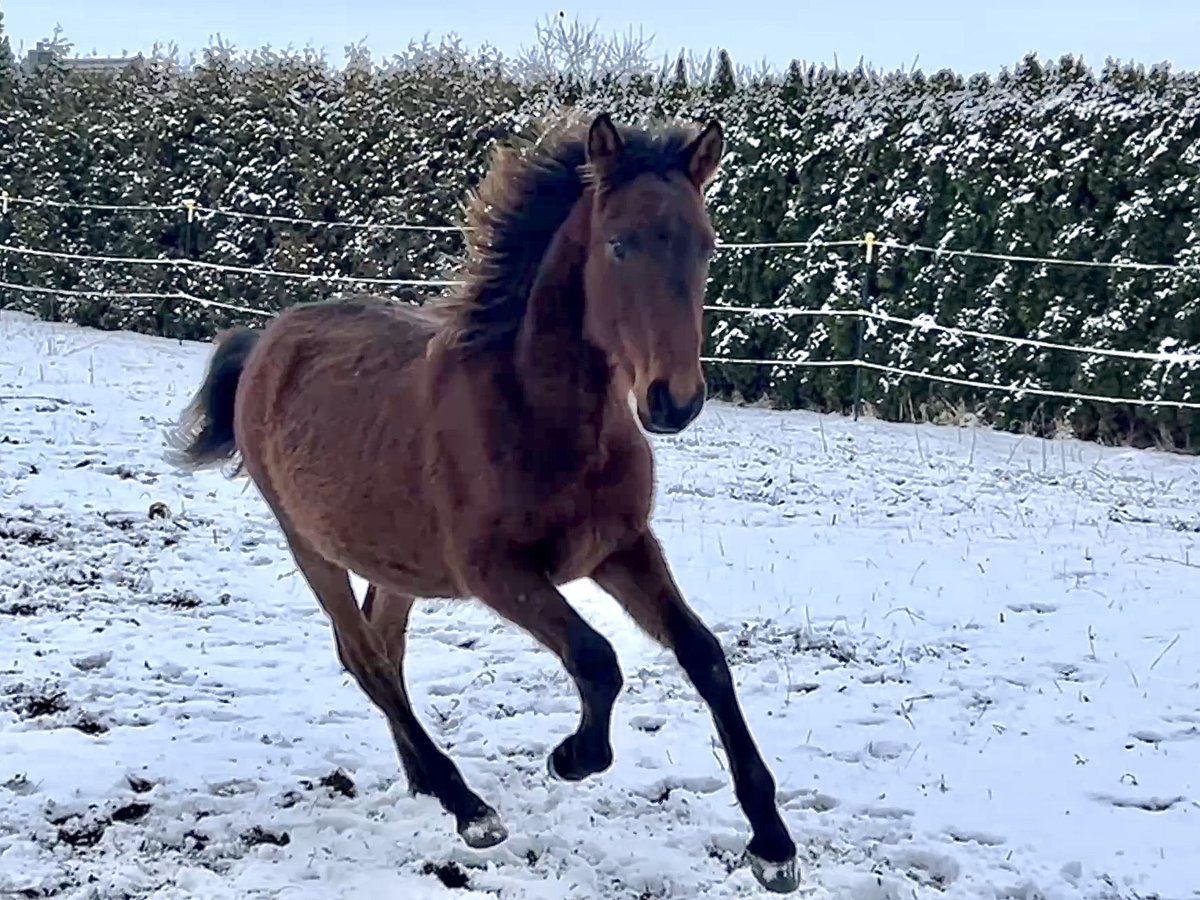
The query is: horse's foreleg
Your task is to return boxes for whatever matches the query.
[473,566,623,782]
[591,531,799,894]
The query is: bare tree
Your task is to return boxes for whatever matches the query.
[511,13,659,83]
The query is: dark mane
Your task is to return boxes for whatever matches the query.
[432,113,703,353]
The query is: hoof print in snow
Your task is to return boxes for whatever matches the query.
[1091,792,1186,813]
[705,845,741,876]
[422,861,471,890]
[3,773,35,795]
[0,599,43,616]
[51,811,110,848]
[946,827,1005,846]
[182,829,211,852]
[70,651,113,672]
[642,775,724,806]
[2,580,43,615]
[297,767,358,800]
[99,463,158,485]
[1006,602,1058,614]
[14,686,70,720]
[111,801,153,824]
[7,681,109,734]
[277,790,305,809]
[872,845,962,890]
[0,518,56,547]
[630,715,666,734]
[159,590,203,610]
[793,791,839,813]
[318,768,358,798]
[242,825,291,848]
[126,775,155,794]
[70,713,109,736]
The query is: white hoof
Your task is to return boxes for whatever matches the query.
[747,852,801,893]
[458,810,508,850]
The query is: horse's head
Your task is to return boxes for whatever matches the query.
[580,114,724,436]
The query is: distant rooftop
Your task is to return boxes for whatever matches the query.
[22,41,142,74]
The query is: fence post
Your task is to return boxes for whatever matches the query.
[0,191,10,312]
[176,198,198,345]
[853,231,877,422]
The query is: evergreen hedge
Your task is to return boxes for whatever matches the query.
[2,20,1199,450]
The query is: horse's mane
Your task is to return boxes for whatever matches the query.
[431,112,702,353]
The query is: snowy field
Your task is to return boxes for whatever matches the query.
[0,308,1197,900]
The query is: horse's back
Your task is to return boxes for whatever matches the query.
[265,293,441,358]
[238,295,439,429]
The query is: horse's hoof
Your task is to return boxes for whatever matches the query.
[547,738,612,782]
[458,810,508,850]
[747,852,800,894]
[547,746,581,782]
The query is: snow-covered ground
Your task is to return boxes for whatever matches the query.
[0,308,1196,900]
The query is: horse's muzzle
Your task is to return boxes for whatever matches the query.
[645,379,705,434]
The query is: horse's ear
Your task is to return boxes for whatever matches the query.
[587,113,624,165]
[685,119,724,190]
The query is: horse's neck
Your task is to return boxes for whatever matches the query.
[514,288,613,436]
[512,197,614,436]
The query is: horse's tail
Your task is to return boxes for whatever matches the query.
[165,327,261,473]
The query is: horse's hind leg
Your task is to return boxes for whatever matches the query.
[283,536,506,849]
[361,584,436,798]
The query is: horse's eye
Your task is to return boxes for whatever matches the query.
[608,239,628,261]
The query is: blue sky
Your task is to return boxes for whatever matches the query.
[4,0,1198,76]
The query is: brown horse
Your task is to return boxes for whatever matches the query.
[166,112,799,892]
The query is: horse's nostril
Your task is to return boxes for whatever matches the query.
[646,380,703,434]
[648,380,672,420]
